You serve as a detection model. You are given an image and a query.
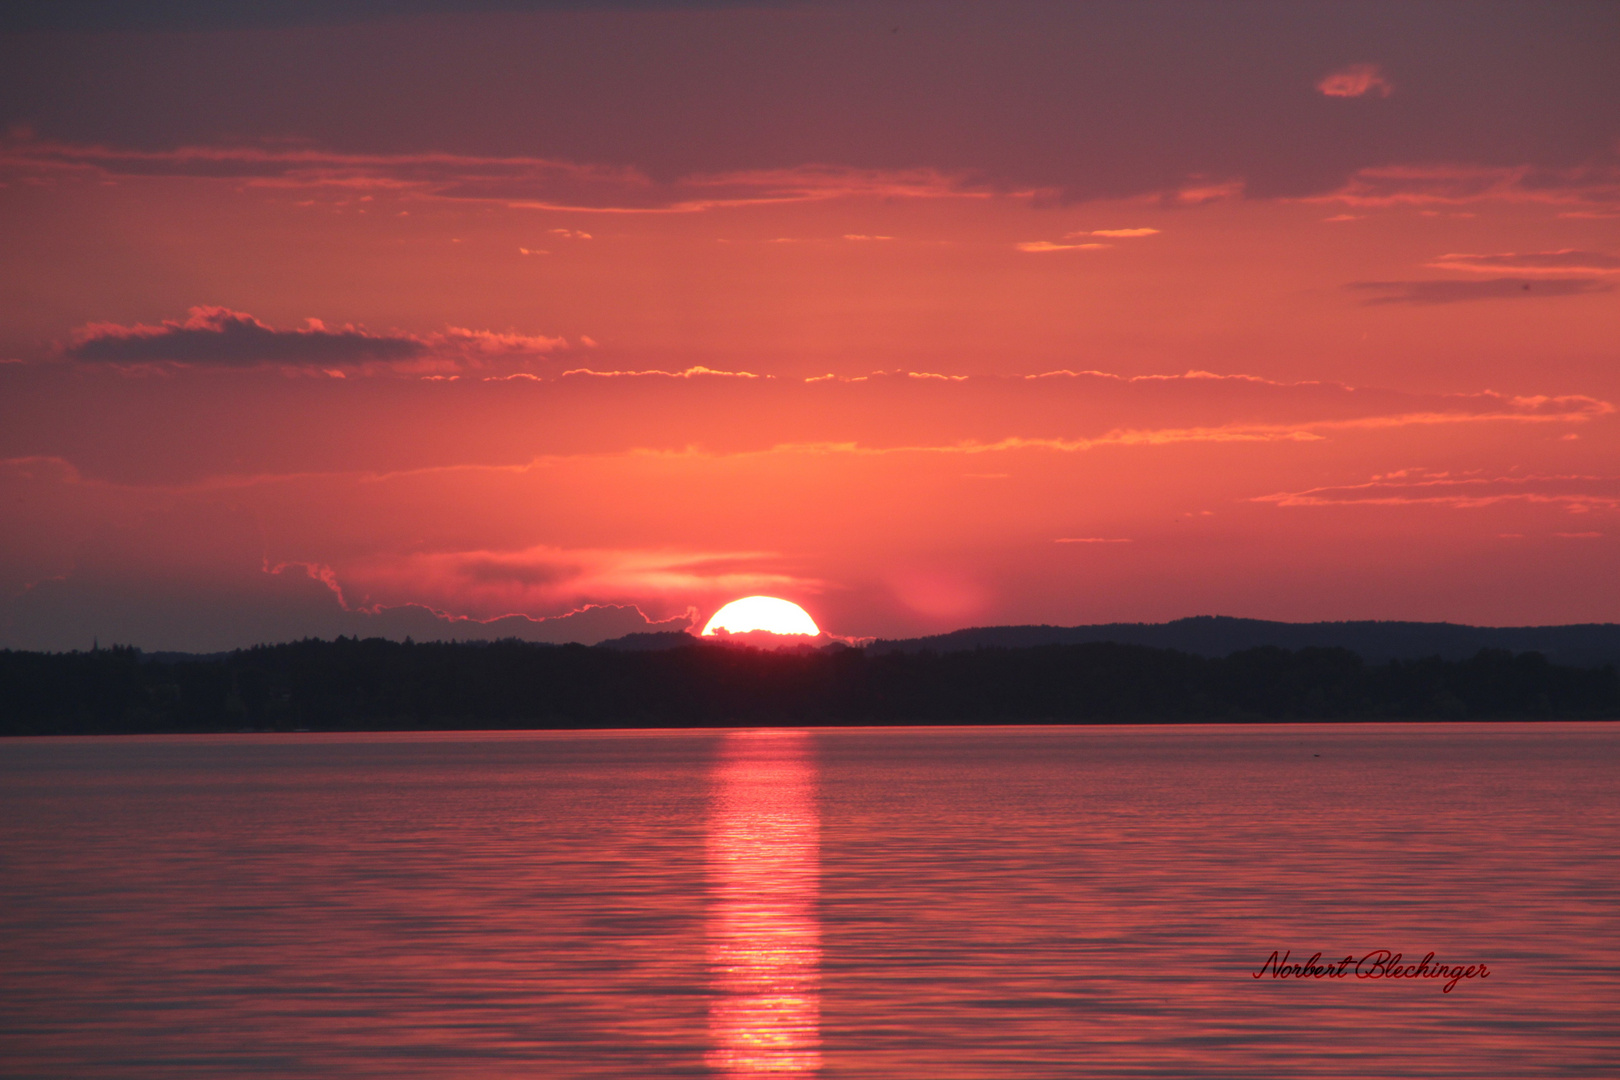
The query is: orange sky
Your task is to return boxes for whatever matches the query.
[2,2,1617,649]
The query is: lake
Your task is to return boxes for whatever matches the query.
[1,724,1614,1078]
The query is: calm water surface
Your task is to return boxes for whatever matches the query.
[1,724,1615,1078]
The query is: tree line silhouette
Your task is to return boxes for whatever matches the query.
[3,637,1616,734]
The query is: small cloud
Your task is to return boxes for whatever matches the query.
[549,228,591,239]
[1055,537,1133,544]
[1173,180,1243,205]
[1017,240,1111,252]
[579,335,598,348]
[1065,227,1160,239]
[1317,62,1393,98]
[1347,278,1613,305]
[1322,214,1363,222]
[1426,250,1620,276]
[518,247,550,255]
[438,326,569,357]
[842,234,894,241]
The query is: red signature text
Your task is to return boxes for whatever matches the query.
[1253,950,1490,993]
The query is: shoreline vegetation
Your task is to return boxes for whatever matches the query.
[3,636,1617,735]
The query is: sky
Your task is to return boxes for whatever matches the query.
[2,0,1618,650]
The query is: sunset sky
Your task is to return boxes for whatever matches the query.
[2,0,1617,650]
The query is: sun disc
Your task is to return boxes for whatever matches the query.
[701,596,820,637]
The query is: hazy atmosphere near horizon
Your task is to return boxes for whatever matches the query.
[2,0,1617,649]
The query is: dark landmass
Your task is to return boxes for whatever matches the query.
[3,636,1616,735]
[866,616,1620,669]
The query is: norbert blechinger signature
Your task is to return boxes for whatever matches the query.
[1254,950,1491,993]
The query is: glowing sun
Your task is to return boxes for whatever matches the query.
[701,596,821,637]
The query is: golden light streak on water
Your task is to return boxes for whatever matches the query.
[706,729,822,1077]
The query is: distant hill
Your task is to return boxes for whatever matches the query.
[867,616,1620,669]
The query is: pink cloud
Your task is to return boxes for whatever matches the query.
[1317,63,1394,99]
[1171,180,1244,205]
[1066,228,1159,238]
[1016,240,1110,252]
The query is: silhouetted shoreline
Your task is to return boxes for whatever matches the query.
[864,615,1620,669]
[3,636,1616,735]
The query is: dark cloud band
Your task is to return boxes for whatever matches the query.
[1347,278,1613,305]
[65,307,427,366]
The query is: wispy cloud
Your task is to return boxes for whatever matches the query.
[1316,63,1394,99]
[556,365,763,380]
[1255,472,1620,512]
[10,366,1608,488]
[1346,278,1613,305]
[1425,250,1620,275]
[1315,164,1620,210]
[0,138,988,213]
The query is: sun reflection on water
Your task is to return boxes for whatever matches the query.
[707,729,822,1077]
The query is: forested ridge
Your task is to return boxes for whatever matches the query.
[3,637,1616,734]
